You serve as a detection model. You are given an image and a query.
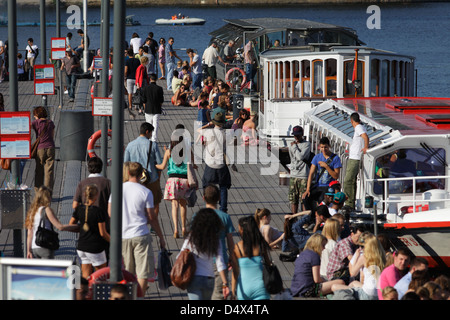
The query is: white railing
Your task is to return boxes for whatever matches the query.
[366,175,450,215]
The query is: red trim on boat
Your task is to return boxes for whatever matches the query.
[384,221,450,229]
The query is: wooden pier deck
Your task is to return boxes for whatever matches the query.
[0,77,304,300]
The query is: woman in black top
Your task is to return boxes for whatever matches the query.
[70,184,110,279]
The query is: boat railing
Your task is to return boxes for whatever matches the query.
[366,175,450,215]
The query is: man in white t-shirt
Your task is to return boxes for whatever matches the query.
[108,162,166,294]
[187,48,202,90]
[25,38,39,80]
[202,42,227,79]
[343,112,369,209]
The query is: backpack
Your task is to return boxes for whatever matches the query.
[304,151,315,168]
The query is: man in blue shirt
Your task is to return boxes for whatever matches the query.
[165,37,181,90]
[394,257,428,299]
[303,136,342,211]
[124,122,163,218]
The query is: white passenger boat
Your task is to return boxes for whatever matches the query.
[229,18,450,273]
[155,16,206,26]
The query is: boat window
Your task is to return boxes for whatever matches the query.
[312,60,324,97]
[265,31,284,49]
[390,60,397,96]
[293,61,300,98]
[301,61,311,97]
[370,59,380,97]
[325,59,337,97]
[373,147,446,195]
[399,61,405,96]
[284,61,291,98]
[266,61,271,101]
[380,60,390,97]
[344,59,364,97]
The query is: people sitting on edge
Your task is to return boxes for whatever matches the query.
[377,247,411,299]
[394,257,429,299]
[254,208,284,249]
[328,192,347,216]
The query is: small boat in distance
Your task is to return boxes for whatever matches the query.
[155,13,206,26]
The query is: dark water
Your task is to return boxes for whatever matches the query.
[2,3,450,97]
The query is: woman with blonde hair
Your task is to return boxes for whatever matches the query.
[291,233,344,298]
[70,184,110,279]
[254,208,284,249]
[332,235,386,300]
[25,186,76,259]
[320,218,341,279]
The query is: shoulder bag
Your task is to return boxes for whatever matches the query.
[170,247,196,290]
[31,120,50,159]
[35,207,60,251]
[187,162,198,189]
[261,244,283,295]
[140,140,153,184]
[0,159,11,170]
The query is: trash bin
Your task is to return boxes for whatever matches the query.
[60,110,94,161]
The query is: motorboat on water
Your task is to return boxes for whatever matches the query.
[209,18,450,273]
[155,14,206,26]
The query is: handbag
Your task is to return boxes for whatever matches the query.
[185,188,197,208]
[261,245,283,294]
[35,207,60,251]
[132,88,143,106]
[157,248,173,290]
[170,248,196,290]
[0,159,11,170]
[187,162,198,189]
[140,140,153,184]
[31,120,50,159]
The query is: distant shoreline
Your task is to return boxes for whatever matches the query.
[9,0,450,8]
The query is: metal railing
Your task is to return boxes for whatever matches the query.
[366,175,450,215]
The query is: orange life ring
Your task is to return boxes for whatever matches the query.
[88,267,144,298]
[225,67,247,91]
[87,129,112,159]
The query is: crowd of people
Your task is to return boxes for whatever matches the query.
[11,30,450,302]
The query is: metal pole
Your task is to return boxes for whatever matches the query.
[56,0,63,109]
[83,0,89,72]
[100,0,110,177]
[40,0,47,107]
[110,0,125,283]
[8,0,22,258]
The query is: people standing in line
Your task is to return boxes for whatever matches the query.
[129,32,143,55]
[135,56,150,116]
[230,215,270,300]
[25,38,39,80]
[158,38,166,80]
[377,247,411,299]
[61,49,81,102]
[124,122,163,221]
[124,48,141,116]
[181,208,229,300]
[288,125,311,214]
[290,233,345,298]
[201,112,232,213]
[141,73,164,142]
[25,186,77,259]
[343,112,369,209]
[187,48,202,90]
[303,136,342,213]
[165,37,182,90]
[32,106,55,195]
[203,184,236,300]
[156,126,192,239]
[70,185,110,280]
[108,162,166,294]
[202,42,227,80]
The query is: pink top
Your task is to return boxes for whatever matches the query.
[377,263,402,299]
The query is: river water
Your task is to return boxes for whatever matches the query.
[1,2,450,97]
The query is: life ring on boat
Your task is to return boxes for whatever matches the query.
[400,204,429,214]
[87,267,144,298]
[225,67,247,91]
[87,129,112,159]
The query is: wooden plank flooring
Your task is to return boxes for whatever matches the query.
[0,78,305,300]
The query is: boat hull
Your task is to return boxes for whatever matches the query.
[155,18,206,26]
[383,222,450,272]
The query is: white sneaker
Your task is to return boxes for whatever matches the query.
[64,90,68,94]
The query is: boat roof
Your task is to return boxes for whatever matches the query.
[305,97,450,150]
[209,18,363,46]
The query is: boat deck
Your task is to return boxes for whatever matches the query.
[0,78,314,300]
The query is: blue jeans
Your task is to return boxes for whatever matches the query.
[187,275,215,300]
[282,214,311,252]
[66,73,77,99]
[219,185,228,213]
[192,72,202,90]
[166,62,175,90]
[245,63,253,84]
